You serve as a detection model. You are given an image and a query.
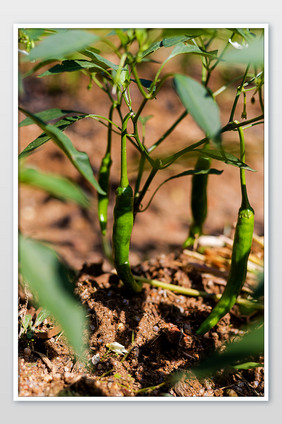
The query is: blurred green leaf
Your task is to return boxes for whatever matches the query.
[223,37,264,67]
[192,322,264,379]
[162,28,214,39]
[19,108,105,195]
[20,28,45,41]
[169,321,264,385]
[19,108,86,127]
[19,234,89,357]
[27,30,99,62]
[19,166,90,208]
[173,74,221,146]
[19,114,87,159]
[233,361,263,370]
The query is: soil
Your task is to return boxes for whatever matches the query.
[18,243,264,398]
[18,40,265,398]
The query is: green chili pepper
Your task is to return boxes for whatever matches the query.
[183,145,211,248]
[196,127,254,335]
[112,112,142,293]
[97,105,114,237]
[98,151,112,236]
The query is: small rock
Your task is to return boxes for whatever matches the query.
[23,347,31,358]
[226,389,238,397]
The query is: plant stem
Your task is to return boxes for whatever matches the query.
[237,126,252,210]
[134,153,145,197]
[133,275,263,311]
[134,167,158,214]
[229,65,250,122]
[148,110,188,153]
[159,114,263,169]
[132,97,148,124]
[131,64,151,99]
[120,113,133,188]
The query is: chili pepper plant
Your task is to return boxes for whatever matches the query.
[18,27,264,362]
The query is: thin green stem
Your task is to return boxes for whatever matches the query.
[209,31,235,72]
[153,73,175,97]
[133,275,263,310]
[259,84,264,113]
[120,112,134,188]
[148,110,188,153]
[134,153,145,198]
[160,114,264,168]
[134,167,158,214]
[237,126,251,210]
[229,65,250,122]
[132,97,148,124]
[223,114,264,132]
[131,64,151,99]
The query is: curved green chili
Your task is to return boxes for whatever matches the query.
[112,112,142,293]
[196,127,254,335]
[183,144,211,248]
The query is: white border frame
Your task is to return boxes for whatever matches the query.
[13,23,269,402]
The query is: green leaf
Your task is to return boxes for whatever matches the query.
[19,108,86,127]
[166,43,218,63]
[27,30,99,62]
[142,36,193,58]
[19,166,90,208]
[34,309,50,328]
[196,148,255,171]
[19,108,105,195]
[233,361,263,370]
[81,49,120,71]
[173,74,221,146]
[20,28,45,41]
[19,114,88,159]
[21,314,33,332]
[162,28,213,39]
[223,37,264,67]
[169,320,264,383]
[19,234,88,357]
[192,322,264,379]
[38,59,105,77]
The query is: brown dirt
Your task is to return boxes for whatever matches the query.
[18,241,264,398]
[18,40,264,398]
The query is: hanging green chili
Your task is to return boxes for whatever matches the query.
[183,143,211,248]
[97,104,114,237]
[112,112,142,293]
[196,127,254,335]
